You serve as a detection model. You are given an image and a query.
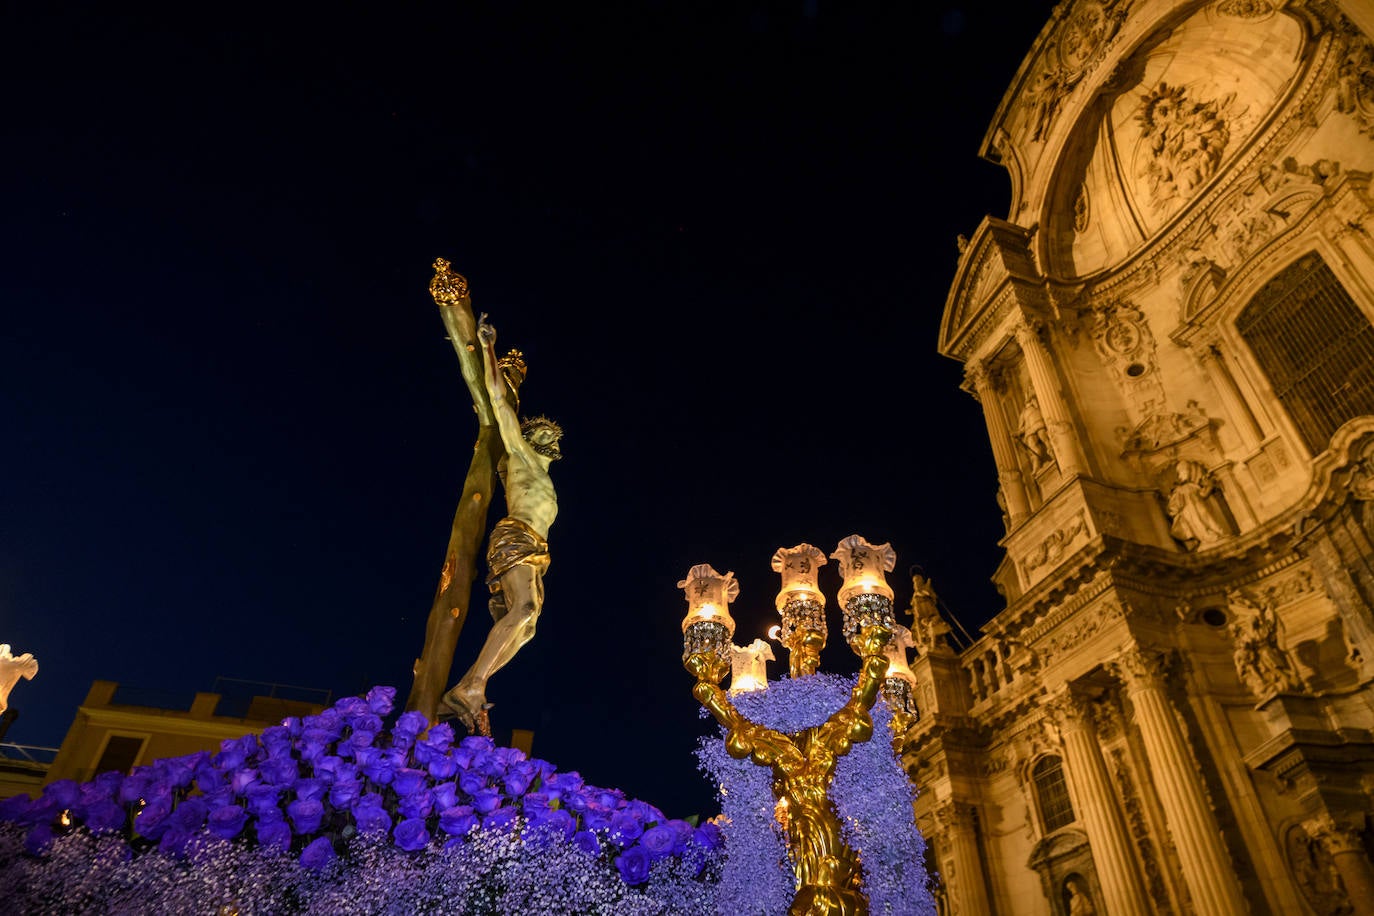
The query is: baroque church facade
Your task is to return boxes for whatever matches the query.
[904,1,1374,913]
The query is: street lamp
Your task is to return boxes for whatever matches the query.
[680,535,900,916]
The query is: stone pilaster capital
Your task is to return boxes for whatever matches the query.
[1040,686,1092,736]
[932,798,978,834]
[1109,645,1173,694]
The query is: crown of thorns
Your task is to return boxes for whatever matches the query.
[520,416,563,439]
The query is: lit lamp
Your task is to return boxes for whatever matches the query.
[771,542,829,677]
[881,624,920,725]
[678,564,739,662]
[729,638,774,693]
[681,537,900,916]
[830,534,897,653]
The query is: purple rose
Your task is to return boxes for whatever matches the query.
[0,794,32,822]
[626,799,665,825]
[432,781,458,810]
[230,768,260,795]
[135,796,173,839]
[294,777,326,802]
[639,824,677,860]
[609,810,644,846]
[260,725,293,756]
[544,771,584,797]
[356,747,394,785]
[482,806,519,832]
[83,799,127,834]
[46,780,80,807]
[117,772,151,806]
[260,756,299,786]
[301,835,337,869]
[287,797,324,834]
[503,761,537,797]
[470,787,503,815]
[170,797,209,832]
[397,790,433,820]
[393,710,428,742]
[458,770,487,796]
[256,814,293,853]
[353,801,392,836]
[416,722,454,759]
[365,685,397,716]
[572,829,601,858]
[581,802,615,832]
[214,735,256,771]
[393,817,430,851]
[207,804,249,839]
[392,767,427,798]
[245,784,282,818]
[439,804,478,837]
[693,821,723,850]
[614,845,652,885]
[333,697,368,719]
[328,777,362,808]
[526,807,575,843]
[426,755,458,779]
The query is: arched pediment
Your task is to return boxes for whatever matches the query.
[1044,4,1305,277]
[939,217,1040,360]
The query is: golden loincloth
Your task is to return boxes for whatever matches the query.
[485,517,551,591]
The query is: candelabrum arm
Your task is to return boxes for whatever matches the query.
[689,654,801,768]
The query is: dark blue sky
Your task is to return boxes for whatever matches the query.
[4,2,1057,818]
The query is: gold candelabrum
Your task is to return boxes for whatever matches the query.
[679,535,919,916]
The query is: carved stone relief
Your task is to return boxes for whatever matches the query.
[1025,0,1131,143]
[1227,588,1305,697]
[1090,299,1167,422]
[1215,0,1275,18]
[1022,511,1090,580]
[1334,31,1374,135]
[1135,81,1245,212]
[1284,821,1352,916]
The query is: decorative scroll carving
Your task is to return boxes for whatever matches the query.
[1025,0,1131,142]
[1021,511,1090,579]
[1040,600,1122,659]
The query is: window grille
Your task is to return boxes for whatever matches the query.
[1237,252,1374,454]
[1033,755,1075,832]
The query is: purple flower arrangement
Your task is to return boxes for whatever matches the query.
[696,673,937,916]
[0,686,723,914]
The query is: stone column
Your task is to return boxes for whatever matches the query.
[1306,813,1374,916]
[932,799,991,916]
[1111,648,1248,915]
[965,358,1031,525]
[1196,340,1264,449]
[1014,320,1088,477]
[1044,689,1152,916]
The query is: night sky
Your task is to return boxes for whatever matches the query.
[4,2,1059,819]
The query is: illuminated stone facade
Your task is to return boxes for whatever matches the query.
[916,2,1374,913]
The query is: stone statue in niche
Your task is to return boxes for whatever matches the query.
[1017,394,1056,472]
[0,645,38,715]
[908,571,952,656]
[1064,875,1097,916]
[1228,590,1303,698]
[1164,459,1234,549]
